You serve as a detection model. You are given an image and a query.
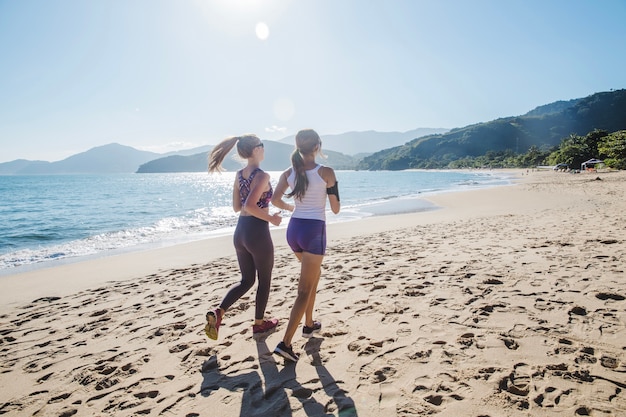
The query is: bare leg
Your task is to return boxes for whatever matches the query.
[282,252,324,347]
[304,266,321,327]
[291,252,321,328]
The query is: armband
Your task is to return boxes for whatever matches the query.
[326,182,340,201]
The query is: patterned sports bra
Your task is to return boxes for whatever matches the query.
[238,168,273,209]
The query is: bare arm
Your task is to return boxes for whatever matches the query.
[270,170,295,212]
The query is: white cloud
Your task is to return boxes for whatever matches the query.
[265,125,287,134]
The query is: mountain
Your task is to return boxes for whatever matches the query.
[278,128,449,155]
[0,159,50,175]
[136,140,358,173]
[136,153,212,173]
[358,89,626,170]
[162,145,213,157]
[0,143,161,175]
[3,90,623,174]
[523,98,581,117]
[0,129,403,175]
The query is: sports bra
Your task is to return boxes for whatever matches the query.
[238,168,273,209]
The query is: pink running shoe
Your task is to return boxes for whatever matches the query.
[252,318,279,334]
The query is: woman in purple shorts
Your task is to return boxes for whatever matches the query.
[204,135,282,341]
[271,129,341,362]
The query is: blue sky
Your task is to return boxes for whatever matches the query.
[1,0,625,163]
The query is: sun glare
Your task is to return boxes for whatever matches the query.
[255,22,270,40]
[213,0,264,12]
[195,0,287,38]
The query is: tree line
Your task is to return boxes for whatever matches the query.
[446,129,626,170]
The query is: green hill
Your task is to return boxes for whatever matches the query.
[358,89,626,170]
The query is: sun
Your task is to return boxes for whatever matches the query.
[194,0,285,39]
[255,22,270,40]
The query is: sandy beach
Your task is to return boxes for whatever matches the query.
[1,169,625,417]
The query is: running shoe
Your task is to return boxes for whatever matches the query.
[302,321,322,338]
[274,341,299,362]
[204,309,222,340]
[252,318,279,334]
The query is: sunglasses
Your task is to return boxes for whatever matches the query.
[255,142,264,148]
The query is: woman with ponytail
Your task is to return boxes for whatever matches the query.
[204,135,282,341]
[271,129,340,362]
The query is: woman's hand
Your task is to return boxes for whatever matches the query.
[269,212,282,226]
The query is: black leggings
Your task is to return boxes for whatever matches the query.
[220,215,274,320]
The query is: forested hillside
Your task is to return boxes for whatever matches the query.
[358,89,626,170]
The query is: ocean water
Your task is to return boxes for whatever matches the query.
[0,170,513,273]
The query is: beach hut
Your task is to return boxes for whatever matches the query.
[581,158,604,171]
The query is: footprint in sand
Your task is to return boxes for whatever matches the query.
[372,366,397,383]
[533,385,575,408]
[414,372,472,409]
[501,336,519,350]
[348,336,393,356]
[499,362,532,397]
[596,292,625,301]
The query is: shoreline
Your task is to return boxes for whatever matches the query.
[0,169,514,276]
[1,169,625,416]
[0,170,520,311]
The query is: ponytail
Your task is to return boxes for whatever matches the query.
[208,135,259,172]
[285,129,322,200]
[286,149,308,200]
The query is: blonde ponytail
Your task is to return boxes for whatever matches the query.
[208,134,260,172]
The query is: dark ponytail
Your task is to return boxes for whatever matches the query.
[286,149,308,200]
[285,129,321,200]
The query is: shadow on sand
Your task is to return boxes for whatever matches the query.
[200,334,358,416]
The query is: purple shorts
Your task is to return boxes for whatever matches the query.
[286,218,326,255]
